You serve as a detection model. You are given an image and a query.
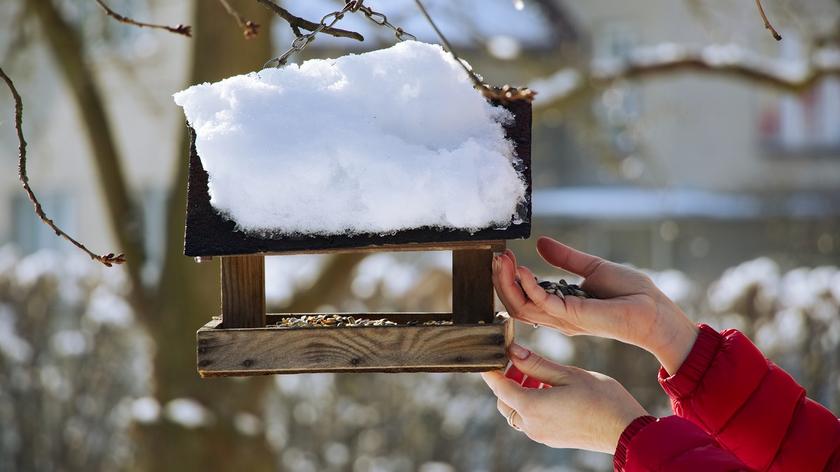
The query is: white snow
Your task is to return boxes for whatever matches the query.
[0,305,33,363]
[164,398,212,429]
[130,396,161,424]
[85,286,133,327]
[50,330,89,357]
[174,41,526,236]
[233,412,262,436]
[529,68,581,106]
[265,255,326,306]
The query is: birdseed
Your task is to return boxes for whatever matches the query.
[536,278,592,298]
[272,314,455,329]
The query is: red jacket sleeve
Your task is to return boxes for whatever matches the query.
[614,415,749,471]
[659,324,840,471]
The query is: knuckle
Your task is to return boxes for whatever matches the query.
[530,356,548,373]
[583,258,605,276]
[530,290,552,310]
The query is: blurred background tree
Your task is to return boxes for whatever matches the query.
[0,0,839,471]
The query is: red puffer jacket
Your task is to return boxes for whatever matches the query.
[614,324,840,471]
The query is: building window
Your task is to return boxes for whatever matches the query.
[759,33,840,154]
[138,188,166,283]
[12,193,75,254]
[593,24,644,180]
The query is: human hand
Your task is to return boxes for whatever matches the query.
[482,343,648,454]
[493,237,698,375]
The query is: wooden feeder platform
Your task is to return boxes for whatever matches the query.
[186,100,531,377]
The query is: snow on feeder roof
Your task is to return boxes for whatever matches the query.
[178,39,531,376]
[174,41,526,237]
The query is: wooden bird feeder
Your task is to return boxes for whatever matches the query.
[186,100,531,377]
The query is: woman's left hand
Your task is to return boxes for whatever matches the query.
[481,343,648,454]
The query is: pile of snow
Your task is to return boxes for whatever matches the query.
[174,41,526,236]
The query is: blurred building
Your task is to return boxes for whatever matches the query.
[525,0,840,283]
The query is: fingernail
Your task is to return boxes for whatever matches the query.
[492,256,500,271]
[509,343,531,360]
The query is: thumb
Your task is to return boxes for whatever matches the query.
[508,343,576,387]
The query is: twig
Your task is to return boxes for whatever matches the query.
[755,0,782,41]
[255,0,363,41]
[413,0,534,103]
[217,0,260,39]
[0,66,125,267]
[95,0,191,37]
[530,43,840,108]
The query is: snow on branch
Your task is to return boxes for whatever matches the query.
[0,67,125,267]
[531,43,840,108]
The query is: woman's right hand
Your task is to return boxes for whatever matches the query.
[493,236,698,375]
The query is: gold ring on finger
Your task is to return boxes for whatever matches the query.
[506,409,522,431]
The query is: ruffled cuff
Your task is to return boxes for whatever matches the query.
[613,415,657,471]
[658,324,723,399]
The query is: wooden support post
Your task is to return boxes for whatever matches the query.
[221,255,265,328]
[452,249,494,324]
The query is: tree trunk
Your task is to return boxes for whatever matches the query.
[143,1,278,471]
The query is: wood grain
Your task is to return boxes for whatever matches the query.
[452,249,494,324]
[183,100,532,257]
[196,317,511,376]
[221,255,265,328]
[254,240,505,256]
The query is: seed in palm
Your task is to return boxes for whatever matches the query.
[536,278,592,299]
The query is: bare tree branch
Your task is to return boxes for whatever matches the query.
[255,0,364,41]
[0,67,125,267]
[531,43,840,108]
[755,0,782,41]
[217,0,260,39]
[29,0,146,299]
[95,0,191,37]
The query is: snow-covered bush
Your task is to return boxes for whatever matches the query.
[705,258,840,411]
[0,247,152,471]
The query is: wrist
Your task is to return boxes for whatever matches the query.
[647,309,699,376]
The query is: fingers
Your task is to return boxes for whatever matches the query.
[536,237,605,278]
[497,398,514,417]
[481,371,529,411]
[508,342,576,386]
[493,252,528,312]
[503,249,518,270]
[496,398,522,431]
[517,266,565,314]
